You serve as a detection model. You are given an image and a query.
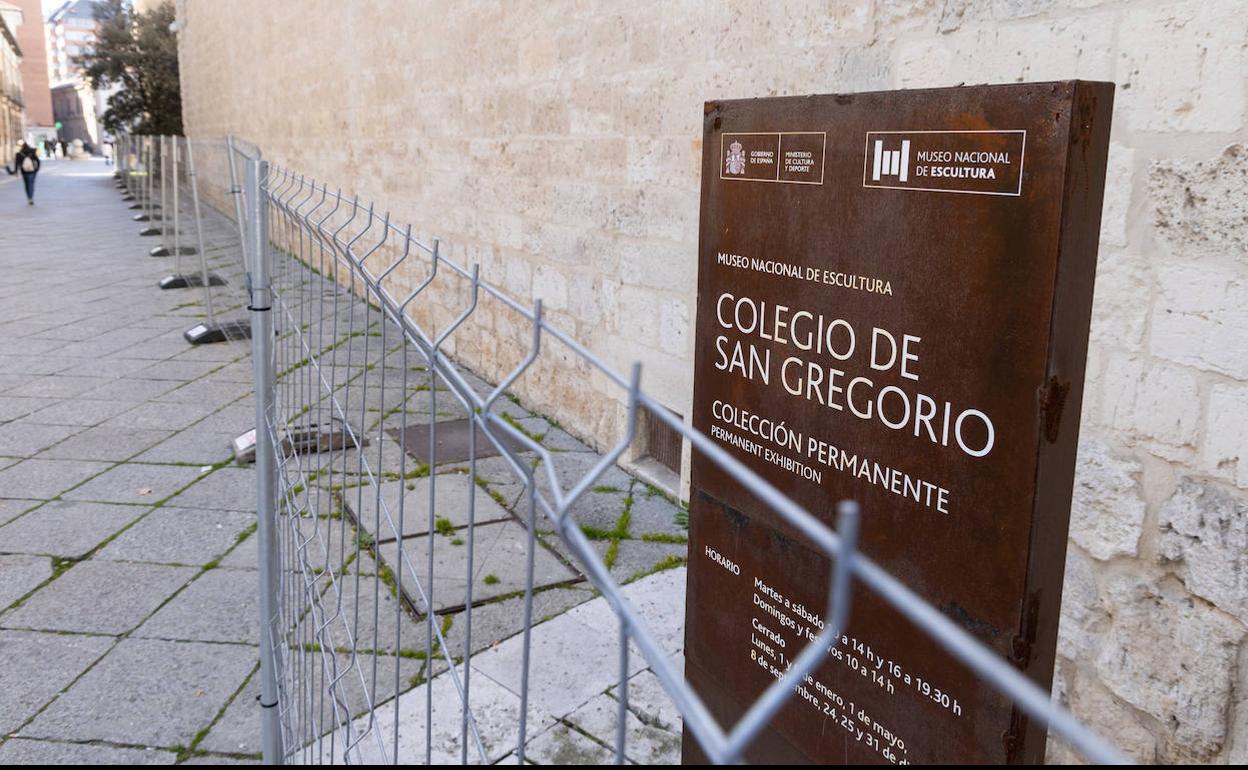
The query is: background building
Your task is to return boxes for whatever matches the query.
[11,0,50,133]
[46,0,105,146]
[0,1,21,149]
[173,1,1248,762]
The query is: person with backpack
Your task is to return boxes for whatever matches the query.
[5,141,42,205]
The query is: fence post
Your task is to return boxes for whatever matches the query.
[245,156,283,765]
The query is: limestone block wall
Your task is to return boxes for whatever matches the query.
[174,0,1248,762]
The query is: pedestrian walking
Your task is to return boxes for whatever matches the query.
[103,140,114,166]
[5,141,42,205]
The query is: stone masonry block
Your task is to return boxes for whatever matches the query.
[1095,574,1243,759]
[1159,477,1248,623]
[1150,145,1248,261]
[1069,438,1147,560]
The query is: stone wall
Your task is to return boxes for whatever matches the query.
[174,0,1248,762]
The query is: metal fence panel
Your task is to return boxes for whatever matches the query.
[119,136,1128,765]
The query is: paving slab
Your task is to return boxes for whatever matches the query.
[439,585,595,658]
[0,738,177,764]
[0,500,148,559]
[609,668,683,734]
[584,537,688,584]
[131,428,238,464]
[61,462,210,505]
[470,568,686,722]
[0,457,112,499]
[166,466,256,511]
[627,491,688,538]
[380,521,581,614]
[21,638,256,748]
[0,554,54,610]
[195,666,261,756]
[315,577,425,655]
[98,507,254,566]
[0,629,114,735]
[564,691,681,764]
[80,377,182,403]
[0,497,41,526]
[5,375,112,399]
[96,399,222,432]
[344,662,555,764]
[524,721,615,764]
[136,568,259,644]
[36,425,175,462]
[27,398,139,427]
[0,396,55,422]
[0,420,89,457]
[348,473,513,543]
[1,560,198,635]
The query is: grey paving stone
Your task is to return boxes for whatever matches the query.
[131,428,238,464]
[2,560,198,635]
[61,462,210,505]
[0,630,114,735]
[6,376,112,399]
[316,576,425,654]
[192,403,255,435]
[534,451,634,501]
[21,638,256,748]
[380,521,581,614]
[0,554,53,610]
[196,666,261,756]
[0,738,177,764]
[0,422,86,458]
[541,425,592,452]
[0,396,53,422]
[539,489,630,534]
[80,377,182,402]
[0,457,111,499]
[439,586,595,657]
[136,568,259,644]
[56,357,164,380]
[98,507,254,566]
[154,378,252,408]
[0,497,41,526]
[349,474,513,543]
[166,466,256,511]
[181,754,259,764]
[627,491,688,538]
[38,426,176,462]
[27,398,137,427]
[0,354,82,376]
[608,668,682,734]
[583,537,688,584]
[524,721,614,764]
[0,500,148,559]
[96,399,221,432]
[138,359,226,382]
[344,659,552,764]
[564,692,681,765]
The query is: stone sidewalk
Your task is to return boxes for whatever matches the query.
[0,159,262,763]
[0,159,691,763]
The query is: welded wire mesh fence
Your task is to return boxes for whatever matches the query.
[116,136,1128,765]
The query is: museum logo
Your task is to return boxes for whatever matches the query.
[862,130,1027,197]
[871,139,911,183]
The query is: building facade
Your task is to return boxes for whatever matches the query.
[0,2,21,150]
[173,1,1248,763]
[11,0,50,129]
[46,0,108,146]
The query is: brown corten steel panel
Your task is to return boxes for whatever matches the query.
[683,81,1113,764]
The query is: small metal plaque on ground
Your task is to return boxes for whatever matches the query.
[388,419,530,465]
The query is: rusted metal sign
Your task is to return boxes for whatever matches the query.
[684,81,1114,764]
